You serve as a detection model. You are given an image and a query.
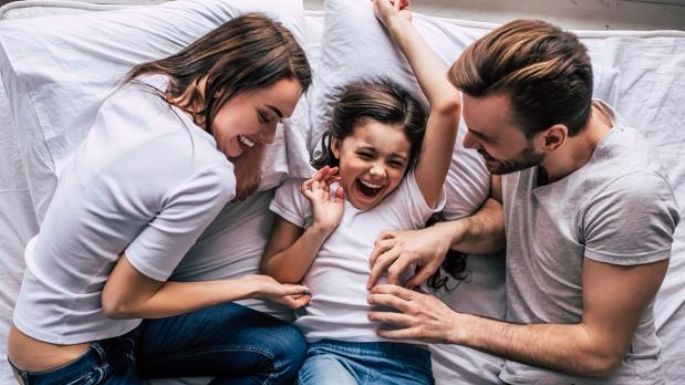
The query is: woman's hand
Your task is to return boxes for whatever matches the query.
[231,143,265,202]
[241,274,312,310]
[301,166,344,233]
[374,0,412,27]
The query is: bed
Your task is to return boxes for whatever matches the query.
[0,1,683,384]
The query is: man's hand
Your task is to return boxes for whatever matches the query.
[367,223,456,289]
[367,284,460,343]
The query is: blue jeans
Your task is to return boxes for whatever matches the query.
[9,303,306,385]
[297,340,434,385]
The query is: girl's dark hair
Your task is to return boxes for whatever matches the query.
[425,212,469,291]
[312,80,426,170]
[124,13,311,134]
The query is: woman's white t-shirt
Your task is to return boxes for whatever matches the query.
[13,75,235,344]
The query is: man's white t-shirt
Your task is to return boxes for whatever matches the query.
[13,75,236,344]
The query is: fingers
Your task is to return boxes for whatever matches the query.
[367,292,413,314]
[369,234,396,269]
[370,283,417,301]
[284,293,312,309]
[281,284,312,297]
[368,309,412,326]
[403,260,441,289]
[367,243,401,289]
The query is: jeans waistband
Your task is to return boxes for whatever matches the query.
[7,344,105,385]
[310,339,430,360]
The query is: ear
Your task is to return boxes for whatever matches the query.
[331,137,342,159]
[540,124,567,152]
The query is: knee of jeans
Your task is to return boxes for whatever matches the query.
[271,325,307,374]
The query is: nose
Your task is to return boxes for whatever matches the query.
[369,163,386,178]
[462,130,479,150]
[259,121,278,145]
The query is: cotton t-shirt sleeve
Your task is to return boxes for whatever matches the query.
[270,178,310,228]
[125,161,236,281]
[582,171,679,265]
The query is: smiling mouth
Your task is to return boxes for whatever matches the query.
[356,179,384,198]
[239,135,256,148]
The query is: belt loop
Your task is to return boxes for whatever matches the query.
[8,358,29,385]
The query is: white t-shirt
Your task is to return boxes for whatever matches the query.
[270,171,444,343]
[13,75,236,345]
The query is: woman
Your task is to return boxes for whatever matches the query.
[8,13,312,385]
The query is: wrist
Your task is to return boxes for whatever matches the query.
[309,222,336,237]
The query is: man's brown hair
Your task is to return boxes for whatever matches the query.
[450,19,593,137]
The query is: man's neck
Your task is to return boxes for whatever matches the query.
[539,102,613,184]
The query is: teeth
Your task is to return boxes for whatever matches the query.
[359,179,383,189]
[239,136,255,148]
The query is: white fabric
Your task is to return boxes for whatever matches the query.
[315,1,685,384]
[270,172,444,343]
[13,75,236,345]
[0,0,312,224]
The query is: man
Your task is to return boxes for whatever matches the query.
[366,12,680,385]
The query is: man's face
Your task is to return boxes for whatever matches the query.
[462,93,545,175]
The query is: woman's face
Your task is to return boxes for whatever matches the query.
[212,78,303,158]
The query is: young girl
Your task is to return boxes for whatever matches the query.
[261,1,461,384]
[8,14,312,385]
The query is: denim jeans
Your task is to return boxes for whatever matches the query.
[9,303,306,385]
[297,340,434,385]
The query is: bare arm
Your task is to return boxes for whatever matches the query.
[101,255,311,319]
[368,257,668,376]
[368,175,504,287]
[261,166,344,283]
[261,216,329,284]
[374,0,461,207]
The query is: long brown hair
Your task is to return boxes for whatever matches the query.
[450,19,593,137]
[124,13,311,133]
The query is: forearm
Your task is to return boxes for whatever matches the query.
[453,314,623,377]
[384,17,460,111]
[437,197,506,254]
[262,225,331,283]
[103,277,256,319]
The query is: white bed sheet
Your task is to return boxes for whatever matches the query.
[0,4,683,385]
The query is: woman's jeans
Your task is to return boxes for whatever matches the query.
[9,303,306,385]
[297,340,434,385]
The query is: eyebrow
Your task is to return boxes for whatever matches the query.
[468,128,495,142]
[266,104,283,118]
[358,146,408,161]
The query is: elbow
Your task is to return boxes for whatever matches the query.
[572,351,624,378]
[432,92,461,117]
[101,294,138,319]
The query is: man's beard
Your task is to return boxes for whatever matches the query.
[482,142,545,175]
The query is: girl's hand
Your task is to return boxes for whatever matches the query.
[301,166,345,233]
[374,0,412,27]
[242,274,312,310]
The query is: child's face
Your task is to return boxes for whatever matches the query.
[332,120,411,211]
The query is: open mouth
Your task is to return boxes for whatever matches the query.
[239,135,256,148]
[355,178,384,198]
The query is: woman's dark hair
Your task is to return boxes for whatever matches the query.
[312,80,426,170]
[425,212,469,291]
[124,13,311,134]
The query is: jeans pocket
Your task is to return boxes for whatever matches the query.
[64,364,106,385]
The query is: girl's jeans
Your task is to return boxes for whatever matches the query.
[297,339,434,385]
[9,303,306,385]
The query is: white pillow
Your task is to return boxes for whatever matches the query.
[0,0,309,222]
[312,0,621,219]
[312,0,492,218]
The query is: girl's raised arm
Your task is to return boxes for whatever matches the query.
[374,0,461,208]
